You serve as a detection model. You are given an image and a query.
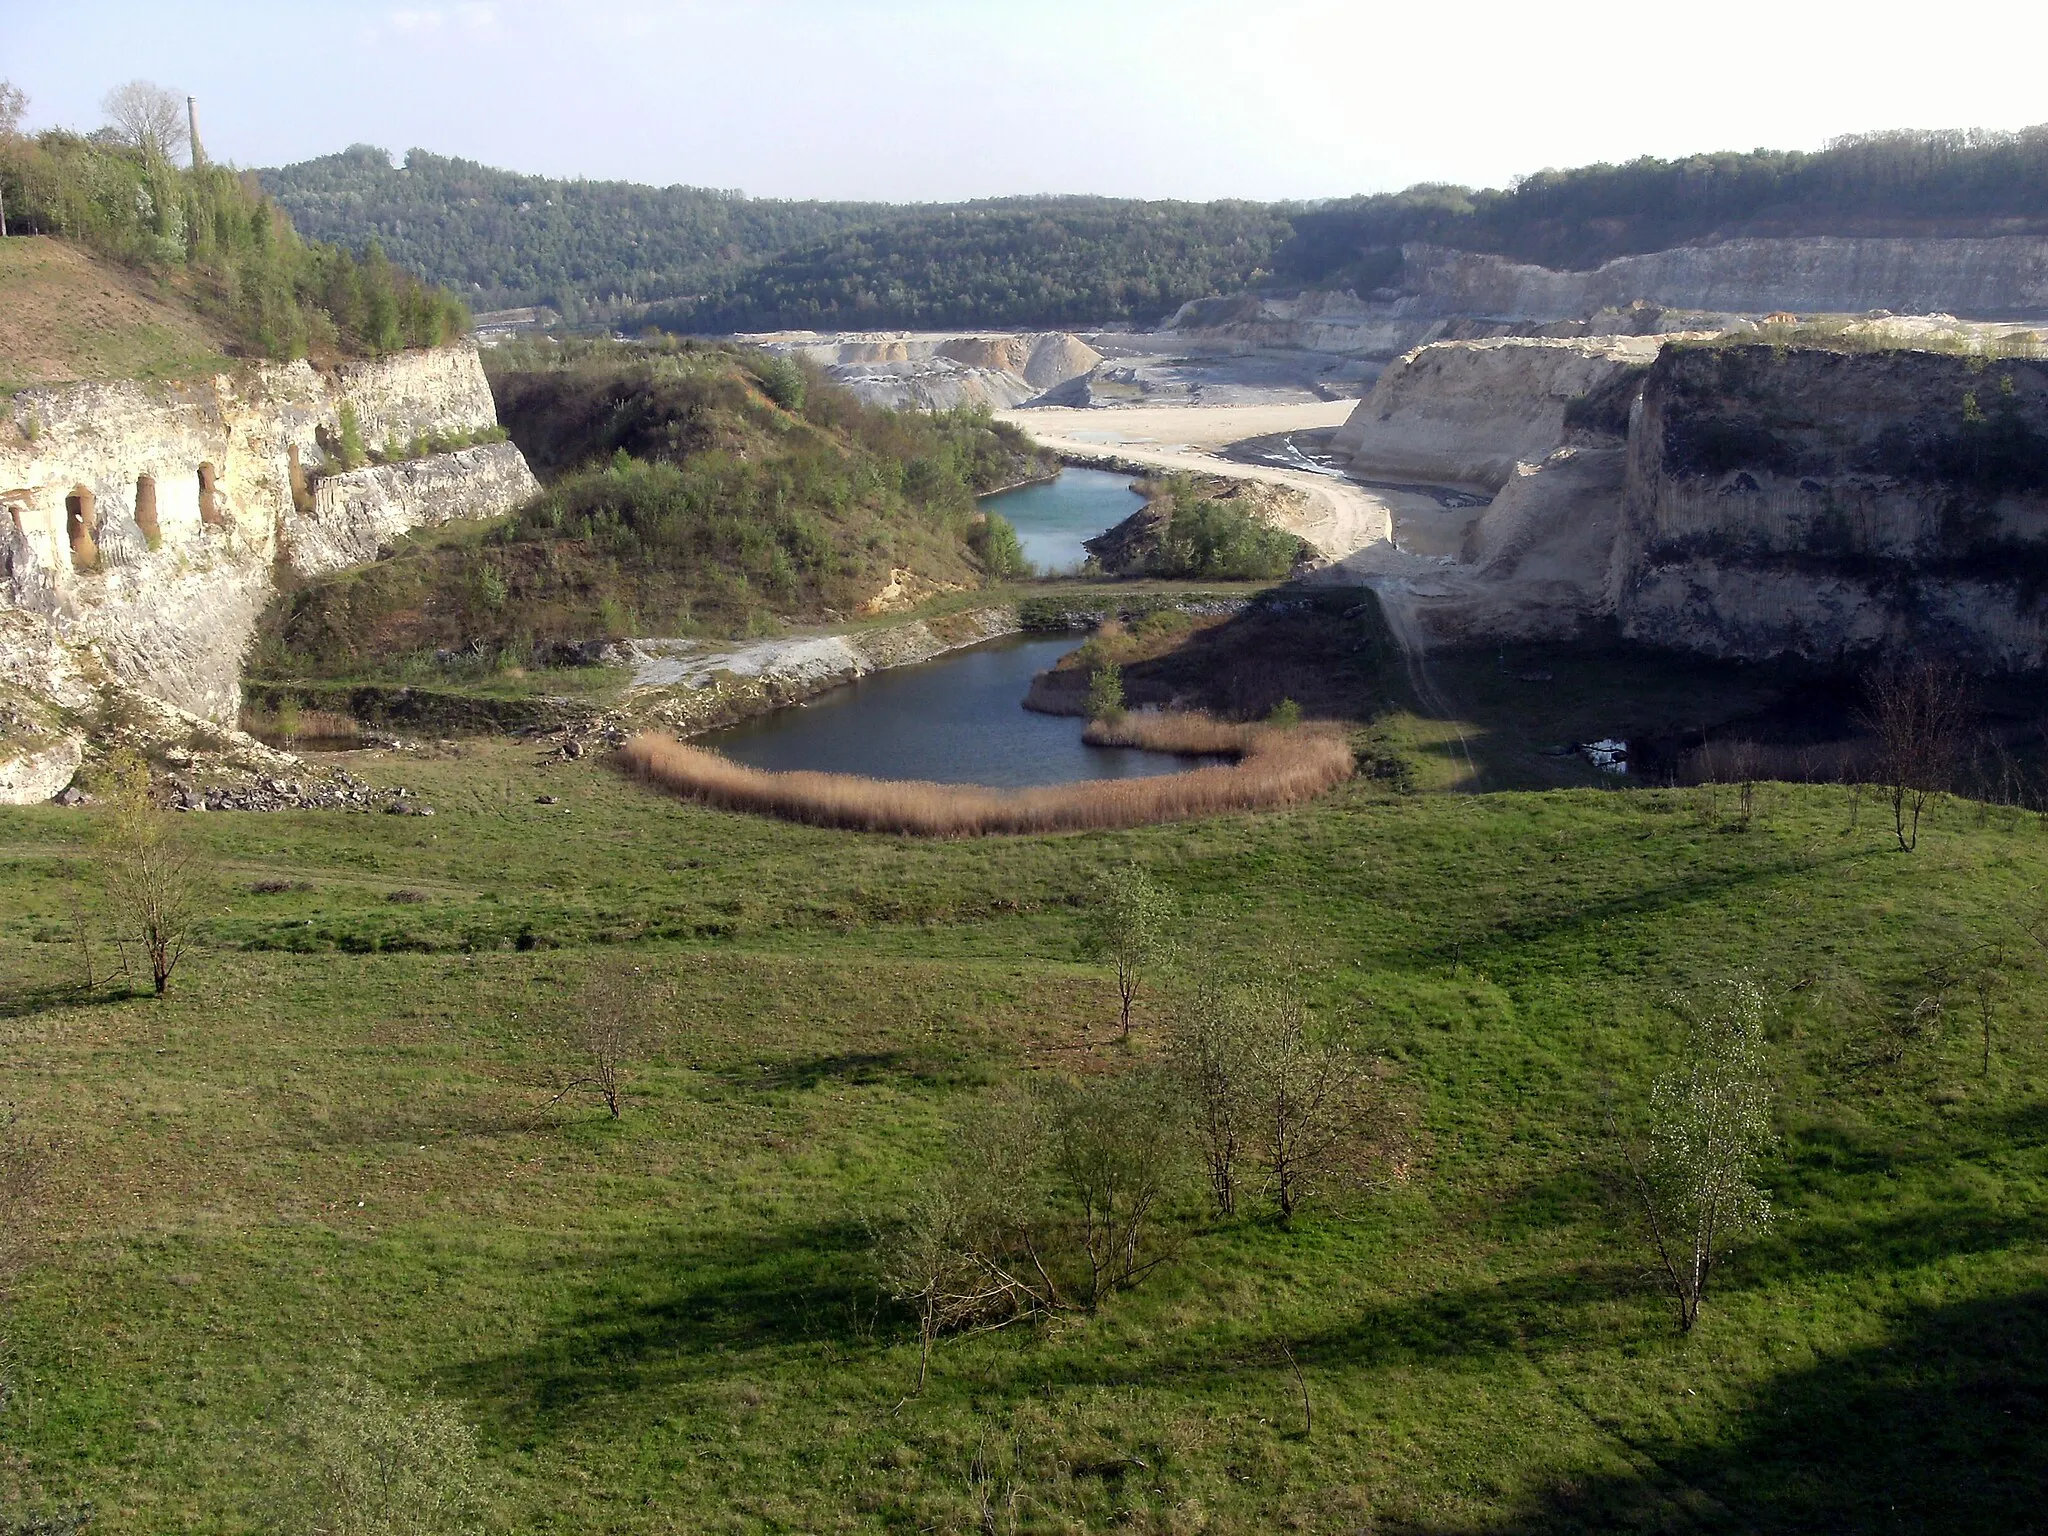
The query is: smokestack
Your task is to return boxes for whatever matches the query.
[187,96,203,168]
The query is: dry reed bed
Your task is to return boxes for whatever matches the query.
[617,713,1354,836]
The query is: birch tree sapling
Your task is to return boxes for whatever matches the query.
[1620,975,1777,1332]
[1084,864,1172,1039]
[95,749,203,996]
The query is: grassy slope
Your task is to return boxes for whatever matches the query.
[0,237,233,392]
[1,719,2045,1531]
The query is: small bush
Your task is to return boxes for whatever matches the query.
[275,1372,484,1536]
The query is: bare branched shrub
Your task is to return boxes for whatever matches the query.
[1170,972,1386,1222]
[877,1073,1184,1387]
[1861,659,1974,852]
[1083,865,1173,1039]
[549,968,656,1118]
[276,1372,484,1536]
[1618,975,1777,1332]
[94,750,204,996]
[1039,1070,1183,1308]
[1239,979,1378,1222]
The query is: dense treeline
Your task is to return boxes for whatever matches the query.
[261,146,889,322]
[664,199,1294,332]
[251,340,1050,672]
[1,132,469,358]
[1280,127,2048,281]
[262,128,2048,331]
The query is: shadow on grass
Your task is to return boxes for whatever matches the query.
[0,981,149,1021]
[445,1219,883,1434]
[1412,1286,2048,1536]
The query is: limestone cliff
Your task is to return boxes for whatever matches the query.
[752,331,1101,410]
[1615,345,2048,668]
[1331,336,1663,492]
[0,345,539,735]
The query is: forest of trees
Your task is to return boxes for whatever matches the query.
[256,127,2048,335]
[1,87,469,359]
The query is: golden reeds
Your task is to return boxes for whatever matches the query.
[616,713,1353,836]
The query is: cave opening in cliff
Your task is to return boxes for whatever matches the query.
[287,444,313,515]
[65,487,97,570]
[134,474,159,547]
[198,462,221,526]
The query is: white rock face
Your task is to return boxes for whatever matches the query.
[292,442,540,578]
[1332,336,1663,492]
[748,331,1102,409]
[1403,236,2048,320]
[0,346,538,723]
[0,734,83,804]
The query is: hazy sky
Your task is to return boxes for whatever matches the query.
[7,0,2047,202]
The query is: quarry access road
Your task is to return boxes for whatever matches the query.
[998,402,1396,565]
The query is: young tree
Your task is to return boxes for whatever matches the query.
[95,750,203,996]
[1861,657,1972,852]
[1084,662,1125,724]
[1239,978,1375,1222]
[549,968,651,1118]
[969,512,1028,579]
[1083,864,1172,1038]
[1167,979,1254,1216]
[101,79,189,165]
[1619,975,1777,1332]
[1039,1070,1183,1309]
[0,78,24,238]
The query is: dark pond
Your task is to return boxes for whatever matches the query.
[698,636,1199,787]
[981,466,1143,574]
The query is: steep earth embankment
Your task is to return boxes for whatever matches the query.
[1616,344,2048,668]
[0,345,539,797]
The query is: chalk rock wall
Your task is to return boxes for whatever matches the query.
[751,331,1102,410]
[1404,237,2048,323]
[1332,336,1662,492]
[1,345,536,724]
[293,442,538,578]
[1616,345,2048,667]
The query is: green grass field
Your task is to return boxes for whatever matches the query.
[2,730,2045,1532]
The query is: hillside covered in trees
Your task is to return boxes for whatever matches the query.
[1,99,469,361]
[257,128,2048,333]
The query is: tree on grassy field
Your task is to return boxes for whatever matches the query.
[1238,978,1377,1222]
[1862,658,1972,852]
[279,1372,484,1536]
[1084,864,1171,1038]
[1167,979,1254,1216]
[549,968,651,1118]
[1039,1070,1183,1310]
[1620,974,1777,1333]
[878,1088,1059,1389]
[0,79,22,239]
[100,79,188,166]
[94,749,203,996]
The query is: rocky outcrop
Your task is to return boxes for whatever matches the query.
[1403,237,2048,323]
[1,346,537,726]
[292,442,538,578]
[750,331,1102,410]
[1615,345,2048,668]
[1332,336,1664,492]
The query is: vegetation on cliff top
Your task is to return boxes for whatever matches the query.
[0,81,469,363]
[248,339,1050,681]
